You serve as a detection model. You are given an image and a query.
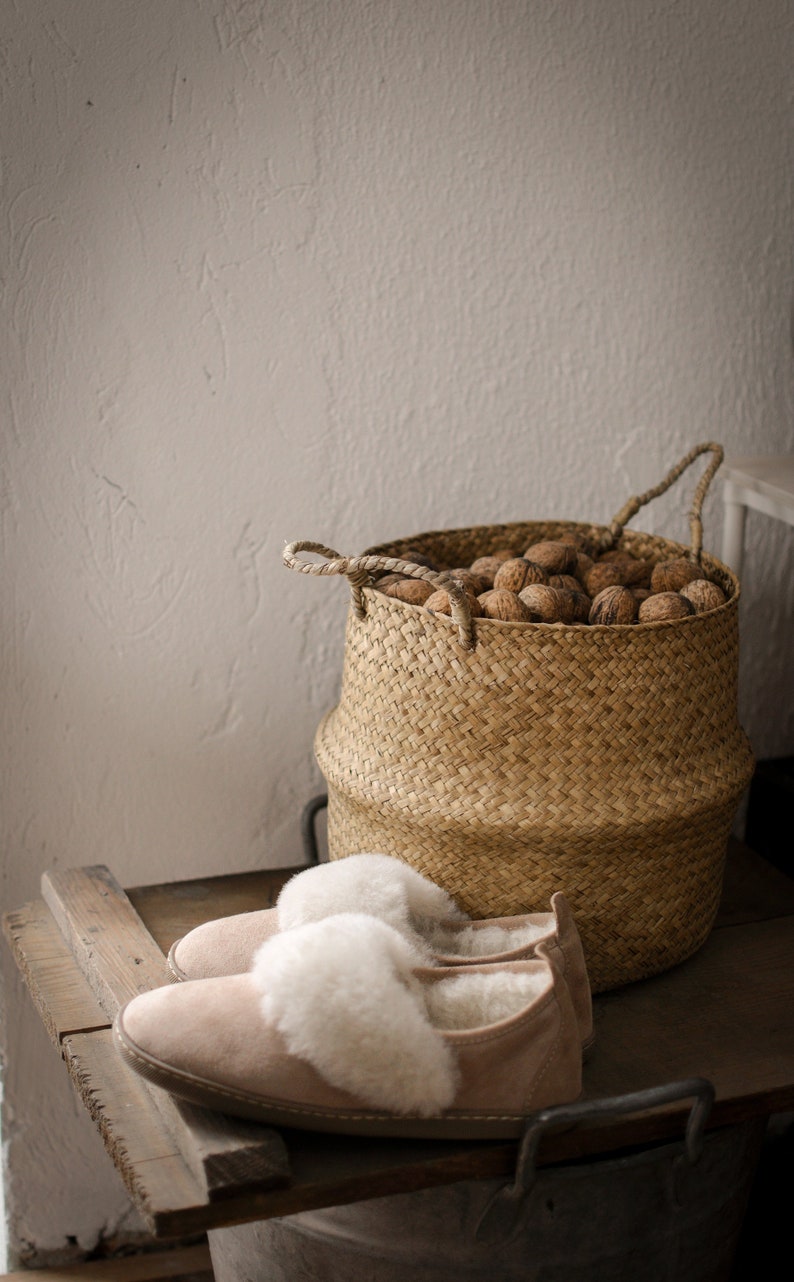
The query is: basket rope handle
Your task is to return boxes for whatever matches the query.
[283,540,476,650]
[598,441,724,562]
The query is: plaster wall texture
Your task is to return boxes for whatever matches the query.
[1,0,792,1265]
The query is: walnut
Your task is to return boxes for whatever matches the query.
[555,588,591,624]
[469,556,506,588]
[588,585,638,625]
[561,529,602,557]
[584,561,626,596]
[478,588,536,621]
[649,557,702,594]
[572,551,594,584]
[373,572,409,592]
[517,583,571,622]
[679,579,728,613]
[638,592,696,623]
[548,573,582,592]
[494,558,549,593]
[558,530,589,550]
[384,579,436,605]
[425,589,483,617]
[620,556,653,588]
[523,540,579,575]
[592,551,651,588]
[398,548,442,571]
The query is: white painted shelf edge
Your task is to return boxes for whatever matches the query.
[721,455,794,578]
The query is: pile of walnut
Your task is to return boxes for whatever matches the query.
[373,532,728,625]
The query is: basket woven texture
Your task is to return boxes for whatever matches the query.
[285,444,755,992]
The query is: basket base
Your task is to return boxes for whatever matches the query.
[324,783,737,993]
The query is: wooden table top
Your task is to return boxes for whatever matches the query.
[3,839,794,1239]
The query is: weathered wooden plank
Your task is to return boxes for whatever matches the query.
[62,1030,210,1233]
[40,866,291,1204]
[0,1240,214,1281]
[170,1102,289,1203]
[62,1029,293,1238]
[41,864,176,1013]
[2,898,109,1046]
[127,866,302,956]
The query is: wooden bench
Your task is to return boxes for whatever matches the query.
[3,839,794,1245]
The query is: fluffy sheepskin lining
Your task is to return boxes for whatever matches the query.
[420,917,551,958]
[423,968,550,1030]
[275,852,469,960]
[252,913,460,1115]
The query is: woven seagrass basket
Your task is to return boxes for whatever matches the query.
[284,443,755,992]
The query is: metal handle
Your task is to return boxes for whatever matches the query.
[475,1077,715,1246]
[300,793,328,865]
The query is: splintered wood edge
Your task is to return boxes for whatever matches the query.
[62,1027,290,1236]
[171,1100,290,1201]
[2,898,110,1047]
[37,866,292,1205]
[63,1029,205,1233]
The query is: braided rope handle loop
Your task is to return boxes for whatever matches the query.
[283,540,475,650]
[597,441,724,562]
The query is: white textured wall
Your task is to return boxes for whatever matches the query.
[2,0,792,1265]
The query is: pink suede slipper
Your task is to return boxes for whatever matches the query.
[116,914,583,1139]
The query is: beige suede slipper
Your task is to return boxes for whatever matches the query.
[167,853,594,1054]
[116,914,583,1140]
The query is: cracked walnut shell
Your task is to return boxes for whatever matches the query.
[588,585,638,626]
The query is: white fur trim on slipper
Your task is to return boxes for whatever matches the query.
[275,853,469,960]
[252,913,460,1115]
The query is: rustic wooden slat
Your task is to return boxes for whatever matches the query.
[3,897,286,1203]
[169,1103,289,1203]
[62,1029,211,1233]
[41,864,176,1013]
[63,1028,297,1228]
[40,866,290,1204]
[2,898,109,1046]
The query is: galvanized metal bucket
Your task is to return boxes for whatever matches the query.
[209,1081,763,1282]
